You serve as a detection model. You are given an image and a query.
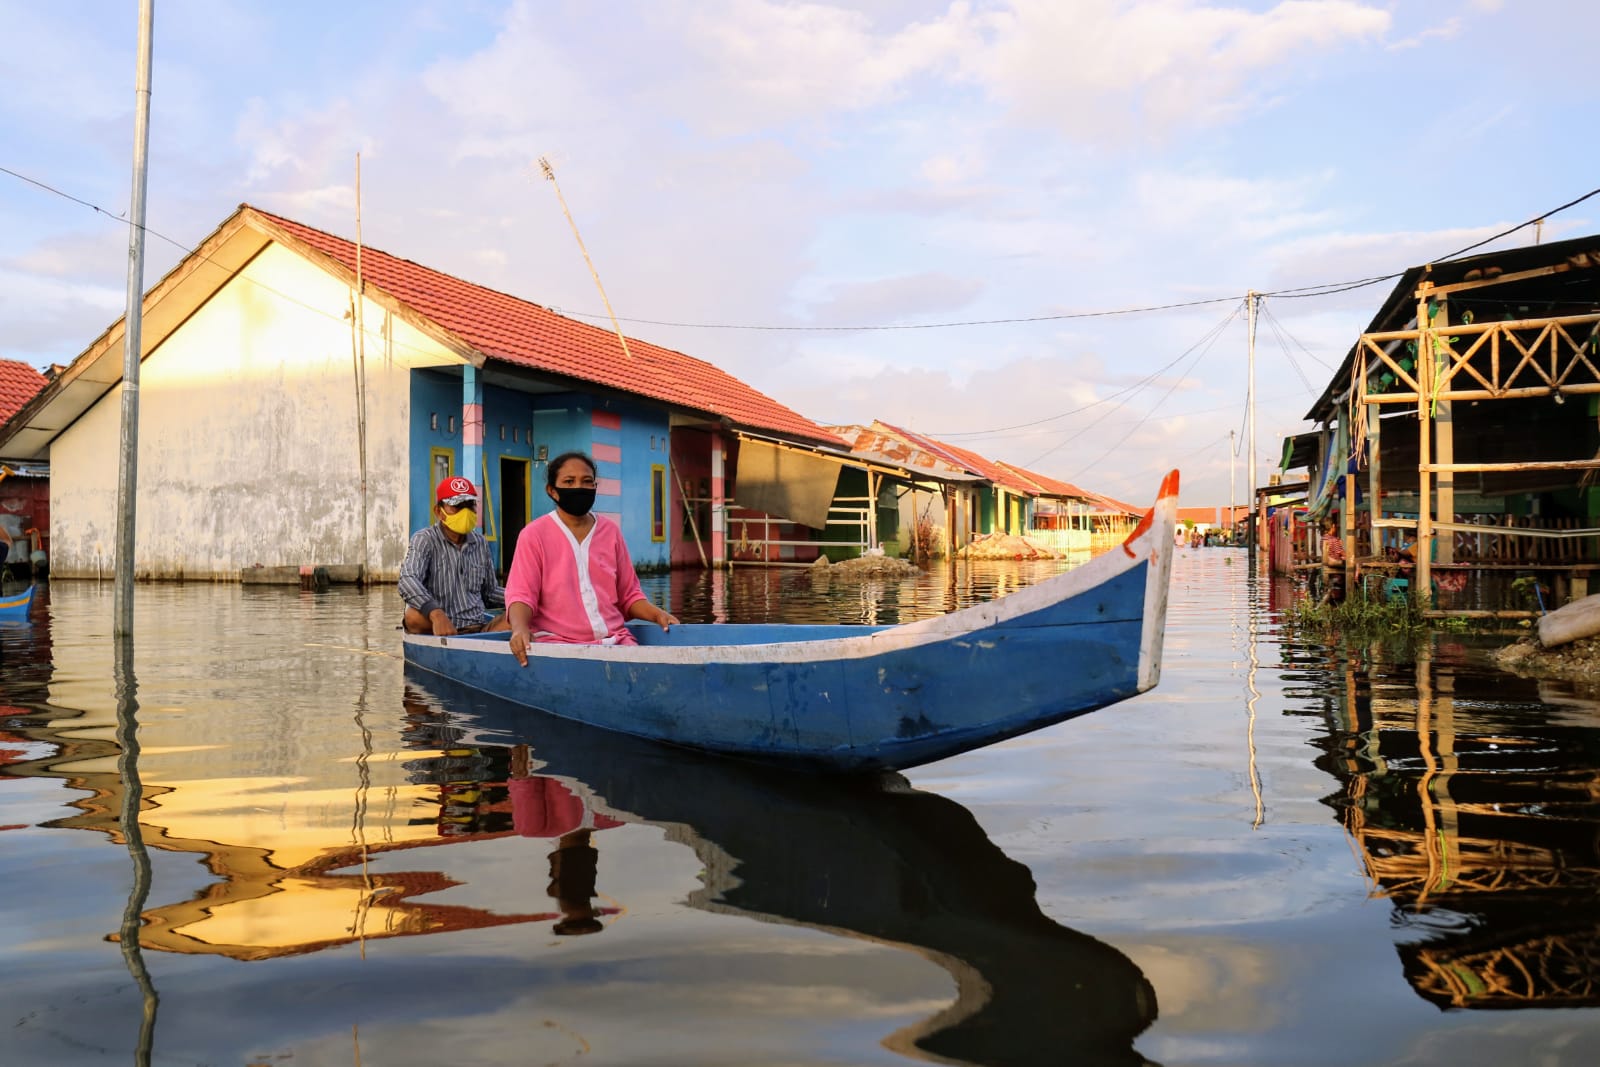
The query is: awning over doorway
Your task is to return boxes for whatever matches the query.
[735,440,844,529]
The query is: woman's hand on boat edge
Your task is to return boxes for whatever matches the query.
[627,600,679,633]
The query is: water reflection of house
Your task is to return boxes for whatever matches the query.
[1285,235,1600,612]
[9,706,617,960]
[1315,650,1600,1008]
[0,205,844,581]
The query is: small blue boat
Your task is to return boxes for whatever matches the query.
[0,585,34,618]
[403,471,1179,772]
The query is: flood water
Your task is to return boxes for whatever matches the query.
[5,549,1600,1065]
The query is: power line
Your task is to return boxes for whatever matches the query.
[1263,184,1600,300]
[0,165,466,368]
[1258,299,1333,370]
[9,162,1600,331]
[1059,304,1241,478]
[553,294,1243,332]
[1019,301,1243,470]
[0,164,128,222]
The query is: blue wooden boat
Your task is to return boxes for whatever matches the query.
[402,470,1179,772]
[0,585,34,617]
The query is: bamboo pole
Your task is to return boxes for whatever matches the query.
[1433,296,1454,565]
[538,156,633,361]
[1416,286,1433,600]
[353,152,369,586]
[1423,459,1600,473]
[1367,405,1382,556]
[668,457,708,569]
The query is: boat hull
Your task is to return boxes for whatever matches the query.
[403,471,1178,772]
[0,585,34,617]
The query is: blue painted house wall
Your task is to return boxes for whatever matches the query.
[409,369,672,571]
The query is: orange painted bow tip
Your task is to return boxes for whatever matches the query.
[1121,469,1180,556]
[1158,469,1180,500]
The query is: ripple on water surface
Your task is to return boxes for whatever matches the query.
[5,552,1600,1065]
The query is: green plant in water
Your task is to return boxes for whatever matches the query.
[1286,586,1428,638]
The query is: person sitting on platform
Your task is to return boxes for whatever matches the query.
[399,476,509,635]
[506,452,678,666]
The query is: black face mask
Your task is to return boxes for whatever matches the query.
[551,486,596,517]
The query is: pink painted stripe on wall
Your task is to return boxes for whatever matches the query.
[596,477,621,497]
[592,442,621,463]
[463,403,484,445]
[591,411,622,431]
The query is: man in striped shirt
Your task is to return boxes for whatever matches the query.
[399,476,508,635]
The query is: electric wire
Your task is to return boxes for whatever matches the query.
[0,166,479,368]
[7,162,1600,332]
[1258,300,1334,370]
[1262,184,1600,300]
[554,294,1243,332]
[1017,300,1242,471]
[1057,303,1242,478]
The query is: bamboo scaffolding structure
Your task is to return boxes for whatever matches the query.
[1423,460,1600,473]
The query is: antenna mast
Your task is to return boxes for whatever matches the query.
[538,156,634,361]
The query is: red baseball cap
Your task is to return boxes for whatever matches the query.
[436,476,479,507]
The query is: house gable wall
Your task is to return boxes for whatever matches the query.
[48,242,461,579]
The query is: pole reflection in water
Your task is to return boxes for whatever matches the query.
[1314,635,1600,1011]
[113,635,158,1066]
[400,673,1159,1067]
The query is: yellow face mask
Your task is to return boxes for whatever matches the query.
[442,507,478,535]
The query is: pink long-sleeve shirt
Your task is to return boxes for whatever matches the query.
[505,513,647,644]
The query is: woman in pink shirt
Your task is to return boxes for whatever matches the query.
[506,452,679,666]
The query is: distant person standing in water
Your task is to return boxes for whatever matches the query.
[506,452,678,665]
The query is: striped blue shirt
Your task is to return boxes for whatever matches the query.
[398,524,505,630]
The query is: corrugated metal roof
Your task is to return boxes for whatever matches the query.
[870,422,1042,496]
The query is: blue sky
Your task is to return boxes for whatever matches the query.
[2,0,1595,508]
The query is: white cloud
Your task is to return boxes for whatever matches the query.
[959,0,1391,138]
[1133,169,1335,243]
[1387,17,1463,50]
[665,0,974,134]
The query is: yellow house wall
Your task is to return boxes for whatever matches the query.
[48,242,463,580]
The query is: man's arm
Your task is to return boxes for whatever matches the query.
[481,540,506,609]
[397,531,442,616]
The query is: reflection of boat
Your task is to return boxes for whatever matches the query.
[404,471,1178,773]
[405,675,1160,1067]
[0,584,34,617]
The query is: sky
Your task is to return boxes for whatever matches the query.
[2,0,1597,509]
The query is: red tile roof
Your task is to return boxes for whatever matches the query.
[246,207,843,448]
[0,361,48,425]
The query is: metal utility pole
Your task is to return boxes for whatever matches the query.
[1245,291,1259,557]
[1229,429,1236,540]
[114,0,155,637]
